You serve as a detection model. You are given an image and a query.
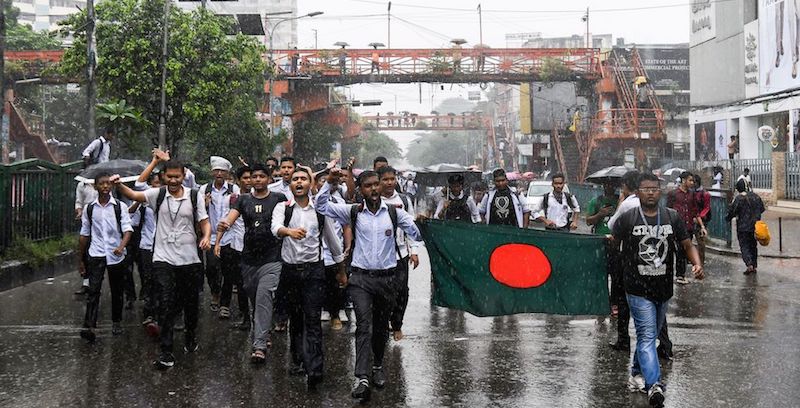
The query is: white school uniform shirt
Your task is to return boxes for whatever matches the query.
[271,199,344,265]
[607,194,640,232]
[269,179,292,197]
[130,205,156,251]
[81,136,110,163]
[199,182,240,246]
[80,196,133,265]
[382,191,421,259]
[75,182,98,210]
[534,192,581,228]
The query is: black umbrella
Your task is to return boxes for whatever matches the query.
[75,159,149,184]
[585,165,631,184]
[414,169,482,187]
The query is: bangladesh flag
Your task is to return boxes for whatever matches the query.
[420,220,609,317]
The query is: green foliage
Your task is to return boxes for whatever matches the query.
[0,235,78,268]
[3,0,62,51]
[57,0,268,162]
[292,114,343,164]
[540,58,573,83]
[342,130,402,168]
[96,99,153,158]
[406,130,482,168]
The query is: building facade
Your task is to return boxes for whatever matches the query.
[13,0,85,32]
[689,0,798,162]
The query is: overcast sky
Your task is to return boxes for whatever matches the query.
[292,0,690,159]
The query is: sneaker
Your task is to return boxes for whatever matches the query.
[609,338,631,352]
[74,286,89,295]
[79,328,96,343]
[174,313,185,331]
[627,374,645,393]
[338,310,349,322]
[320,311,331,321]
[648,384,665,407]
[675,276,689,285]
[184,338,199,353]
[112,322,124,335]
[219,306,231,320]
[372,366,387,388]
[210,294,221,312]
[142,316,155,326]
[351,378,371,400]
[657,345,674,361]
[154,352,175,370]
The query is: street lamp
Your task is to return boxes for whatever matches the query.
[267,11,323,149]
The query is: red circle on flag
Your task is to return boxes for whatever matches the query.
[489,243,552,288]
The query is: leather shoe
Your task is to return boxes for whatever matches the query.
[74,286,88,295]
[351,378,371,400]
[609,338,631,352]
[307,374,323,390]
[372,366,387,388]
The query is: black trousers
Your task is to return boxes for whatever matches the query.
[349,268,397,378]
[281,262,326,377]
[203,249,222,296]
[675,230,694,278]
[324,264,346,315]
[738,229,759,268]
[608,243,629,341]
[153,262,201,353]
[137,249,158,318]
[390,256,410,332]
[84,257,127,328]
[219,245,249,318]
[123,249,137,301]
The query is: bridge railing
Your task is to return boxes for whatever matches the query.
[590,108,665,139]
[271,48,600,79]
[360,114,486,130]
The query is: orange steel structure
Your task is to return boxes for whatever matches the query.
[360,114,489,131]
[271,48,600,84]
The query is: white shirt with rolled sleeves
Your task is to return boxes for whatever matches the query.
[130,205,156,251]
[316,181,422,271]
[80,196,133,265]
[199,182,240,246]
[143,186,209,266]
[433,190,481,223]
[271,199,344,265]
[607,194,640,232]
[534,192,581,228]
[381,191,421,260]
[75,181,98,211]
[81,136,110,163]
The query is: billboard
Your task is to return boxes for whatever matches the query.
[695,122,716,161]
[690,0,716,46]
[714,120,728,160]
[744,21,760,98]
[759,0,800,95]
[615,47,690,91]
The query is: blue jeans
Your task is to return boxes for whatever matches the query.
[627,294,669,389]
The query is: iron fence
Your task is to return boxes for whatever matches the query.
[730,159,772,190]
[0,160,82,253]
[787,153,800,200]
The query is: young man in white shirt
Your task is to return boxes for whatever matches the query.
[480,169,530,228]
[78,172,133,342]
[81,127,114,166]
[218,166,252,329]
[434,174,481,223]
[272,167,345,389]
[199,156,240,313]
[114,160,212,370]
[129,172,161,338]
[376,166,420,341]
[535,173,580,231]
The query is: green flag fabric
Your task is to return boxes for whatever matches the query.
[420,220,610,317]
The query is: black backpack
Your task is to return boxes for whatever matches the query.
[83,138,105,167]
[542,192,576,224]
[444,194,471,221]
[283,203,326,261]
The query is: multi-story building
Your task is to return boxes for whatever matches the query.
[13,0,85,32]
[176,0,298,48]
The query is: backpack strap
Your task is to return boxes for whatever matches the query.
[399,193,410,212]
[190,188,198,231]
[387,205,401,259]
[154,186,168,225]
[542,192,550,216]
[564,192,575,210]
[114,202,122,237]
[283,203,294,227]
[350,204,361,256]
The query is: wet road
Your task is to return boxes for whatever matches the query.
[1,250,800,408]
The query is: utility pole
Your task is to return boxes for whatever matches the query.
[583,7,590,48]
[158,0,170,149]
[1,0,8,164]
[312,29,318,49]
[87,0,97,145]
[387,1,392,49]
[477,4,482,45]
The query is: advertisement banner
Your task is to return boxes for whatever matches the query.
[615,47,689,91]
[691,0,716,46]
[745,21,760,98]
[714,120,728,160]
[695,122,716,161]
[759,0,800,95]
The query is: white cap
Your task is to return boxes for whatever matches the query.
[210,156,232,172]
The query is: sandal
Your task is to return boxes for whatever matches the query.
[274,322,287,332]
[210,302,220,313]
[219,306,231,319]
[250,349,266,364]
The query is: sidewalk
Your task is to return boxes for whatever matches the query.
[707,210,800,259]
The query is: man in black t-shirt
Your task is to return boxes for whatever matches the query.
[216,163,287,364]
[612,173,704,407]
[479,169,529,228]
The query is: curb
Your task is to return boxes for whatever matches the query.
[706,245,800,260]
[0,251,76,293]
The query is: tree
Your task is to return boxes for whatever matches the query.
[292,113,343,164]
[58,0,268,163]
[3,0,61,51]
[342,130,401,168]
[96,99,153,158]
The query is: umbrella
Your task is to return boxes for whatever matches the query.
[473,43,491,49]
[522,171,535,180]
[75,159,149,184]
[506,171,521,181]
[585,165,632,184]
[450,38,467,45]
[368,42,385,48]
[661,167,686,178]
[334,41,349,47]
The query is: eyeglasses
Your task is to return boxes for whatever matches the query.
[639,187,660,193]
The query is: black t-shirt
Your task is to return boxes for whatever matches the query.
[612,206,688,302]
[444,194,471,221]
[489,188,517,226]
[233,192,287,266]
